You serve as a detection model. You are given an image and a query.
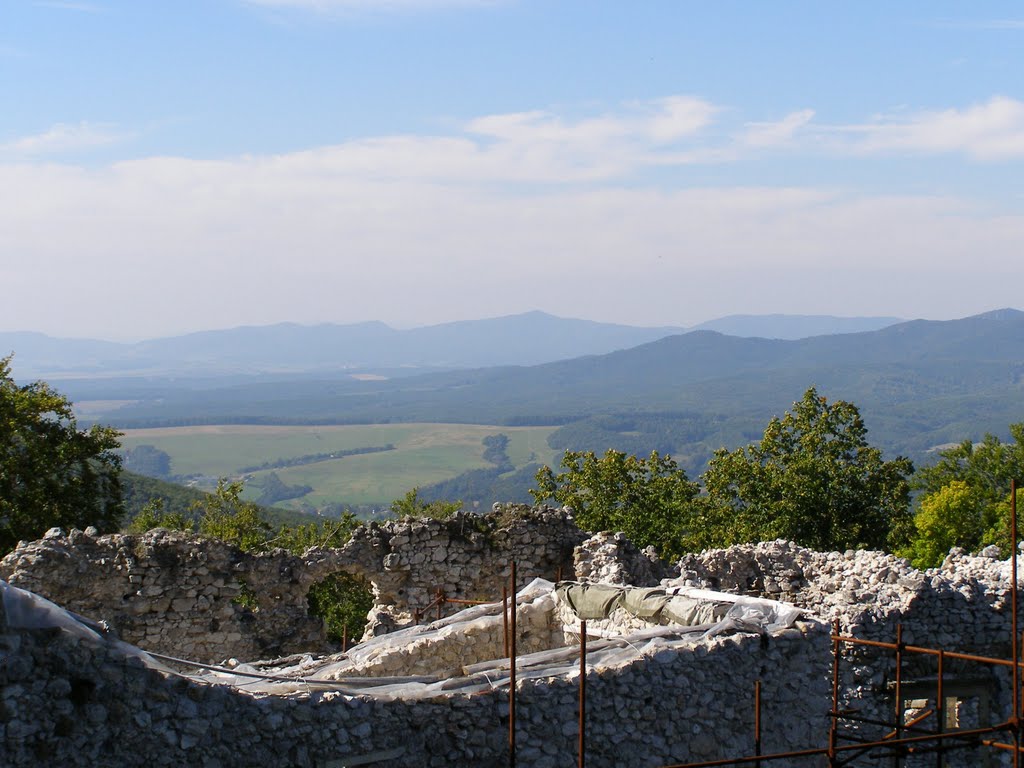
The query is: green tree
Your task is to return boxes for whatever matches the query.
[0,355,124,553]
[126,497,193,534]
[702,387,913,552]
[531,449,702,561]
[899,480,992,568]
[194,479,274,551]
[390,487,463,520]
[903,426,1024,565]
[914,425,1024,506]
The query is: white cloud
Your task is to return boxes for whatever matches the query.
[243,0,502,11]
[0,145,1020,339]
[33,1,104,11]
[831,96,1024,160]
[1,122,126,156]
[931,19,1024,31]
[741,109,816,148]
[1,96,1022,338]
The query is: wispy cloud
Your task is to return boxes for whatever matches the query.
[244,0,502,12]
[33,1,104,12]
[1,122,127,156]
[740,109,816,148]
[833,96,1024,160]
[931,18,1024,31]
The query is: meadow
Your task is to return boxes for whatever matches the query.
[118,423,558,508]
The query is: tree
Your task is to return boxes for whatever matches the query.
[0,355,123,553]
[900,480,991,568]
[914,425,1024,506]
[901,425,1024,565]
[702,387,913,552]
[121,444,172,479]
[390,487,462,520]
[194,479,274,551]
[531,449,702,561]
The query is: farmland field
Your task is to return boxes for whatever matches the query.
[118,423,558,508]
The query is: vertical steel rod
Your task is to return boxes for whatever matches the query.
[754,679,762,768]
[829,619,841,767]
[894,623,904,768]
[509,561,517,768]
[1013,478,1020,768]
[936,649,944,768]
[579,619,587,768]
[502,585,509,658]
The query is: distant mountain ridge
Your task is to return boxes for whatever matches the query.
[1,311,902,380]
[66,308,1023,456]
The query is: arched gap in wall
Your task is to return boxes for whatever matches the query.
[306,570,375,648]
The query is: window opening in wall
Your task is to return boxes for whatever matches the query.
[307,571,374,649]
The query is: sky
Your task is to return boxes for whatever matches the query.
[1,1,1023,340]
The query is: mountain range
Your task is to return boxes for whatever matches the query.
[43,308,1023,476]
[1,311,902,380]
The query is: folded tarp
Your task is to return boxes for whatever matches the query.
[555,583,624,620]
[661,595,731,626]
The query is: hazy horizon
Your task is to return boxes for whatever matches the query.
[0,308,925,344]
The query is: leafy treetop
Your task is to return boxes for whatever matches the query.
[702,387,914,552]
[899,425,1024,567]
[0,355,123,553]
[531,449,701,562]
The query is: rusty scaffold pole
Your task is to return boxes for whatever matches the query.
[754,679,762,768]
[509,560,518,768]
[1013,478,1020,768]
[894,623,904,768]
[579,619,587,768]
[502,584,509,658]
[829,619,841,767]
[935,648,944,768]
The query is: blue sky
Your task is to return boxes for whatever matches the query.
[2,1,1023,339]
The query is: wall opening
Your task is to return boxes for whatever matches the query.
[307,571,375,647]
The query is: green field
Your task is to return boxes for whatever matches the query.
[118,423,558,508]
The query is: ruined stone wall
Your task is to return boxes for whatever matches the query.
[0,592,829,768]
[674,540,1021,766]
[0,505,584,662]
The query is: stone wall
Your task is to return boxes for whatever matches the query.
[0,505,584,662]
[0,587,829,768]
[4,515,1024,766]
[673,539,1022,765]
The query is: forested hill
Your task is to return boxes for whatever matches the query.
[71,309,1024,471]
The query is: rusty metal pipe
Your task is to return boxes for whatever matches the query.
[502,585,509,659]
[829,619,840,767]
[754,679,762,768]
[936,649,944,768]
[509,561,517,768]
[1014,478,1020,768]
[663,722,1011,768]
[894,623,904,768]
[579,619,586,768]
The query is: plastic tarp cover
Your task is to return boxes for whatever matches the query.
[555,583,623,620]
[0,580,172,673]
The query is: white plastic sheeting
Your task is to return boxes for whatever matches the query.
[189,578,805,699]
[1,577,805,702]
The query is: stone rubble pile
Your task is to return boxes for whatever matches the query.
[572,530,675,586]
[673,539,1017,651]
